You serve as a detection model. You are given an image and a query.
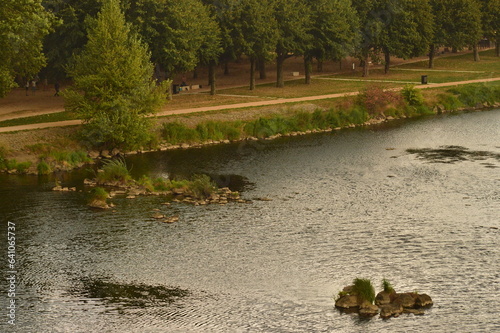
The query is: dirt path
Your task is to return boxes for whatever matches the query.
[0,77,499,134]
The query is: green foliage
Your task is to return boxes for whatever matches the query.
[448,84,500,107]
[437,93,463,111]
[49,150,91,166]
[64,0,167,150]
[352,278,375,304]
[127,0,221,76]
[196,121,242,141]
[162,122,200,144]
[189,174,217,199]
[0,0,56,97]
[96,157,132,184]
[382,279,395,293]
[87,187,109,203]
[401,85,425,106]
[430,0,483,50]
[37,161,52,175]
[305,0,360,62]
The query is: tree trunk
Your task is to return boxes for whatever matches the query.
[209,62,216,95]
[452,47,457,53]
[304,56,312,85]
[362,52,369,77]
[473,43,480,62]
[250,57,256,90]
[193,67,198,79]
[317,59,323,72]
[258,58,266,79]
[276,54,285,87]
[428,44,435,69]
[167,80,173,100]
[384,47,390,74]
[224,61,230,75]
[496,36,500,57]
[339,59,342,70]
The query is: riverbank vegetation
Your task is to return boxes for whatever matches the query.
[1,81,499,176]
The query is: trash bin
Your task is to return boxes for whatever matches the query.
[421,75,428,85]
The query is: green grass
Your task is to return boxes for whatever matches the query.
[137,174,217,199]
[96,157,132,184]
[87,187,109,205]
[382,279,395,294]
[352,278,376,304]
[0,111,78,128]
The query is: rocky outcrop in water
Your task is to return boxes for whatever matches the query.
[335,284,433,319]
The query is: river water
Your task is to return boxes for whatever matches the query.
[1,110,499,332]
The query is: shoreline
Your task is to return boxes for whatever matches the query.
[1,101,499,177]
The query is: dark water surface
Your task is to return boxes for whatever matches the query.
[1,110,499,332]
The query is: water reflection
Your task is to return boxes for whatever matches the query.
[75,279,189,307]
[407,145,500,166]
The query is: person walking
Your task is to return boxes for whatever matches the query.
[31,80,37,95]
[54,81,60,97]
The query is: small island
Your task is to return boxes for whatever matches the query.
[335,278,433,318]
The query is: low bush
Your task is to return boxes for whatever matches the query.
[358,85,404,116]
[189,174,217,199]
[96,157,132,184]
[401,85,425,106]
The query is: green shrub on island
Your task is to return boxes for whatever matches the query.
[382,278,395,294]
[188,174,217,199]
[136,174,216,199]
[96,157,132,184]
[352,278,376,304]
[87,187,109,208]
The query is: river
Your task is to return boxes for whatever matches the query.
[1,110,499,332]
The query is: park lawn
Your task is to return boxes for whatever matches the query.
[395,49,500,73]
[331,68,491,84]
[161,93,271,111]
[0,111,78,127]
[219,78,405,98]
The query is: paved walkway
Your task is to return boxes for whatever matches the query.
[1,77,499,134]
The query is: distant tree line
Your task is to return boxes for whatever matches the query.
[1,0,499,98]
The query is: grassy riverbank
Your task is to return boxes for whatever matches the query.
[1,81,500,175]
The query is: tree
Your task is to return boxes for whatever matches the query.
[380,0,433,73]
[353,0,433,76]
[127,0,221,96]
[0,0,55,97]
[428,0,482,67]
[479,0,500,57]
[41,0,102,81]
[64,0,167,150]
[237,0,278,90]
[273,0,312,87]
[304,0,360,84]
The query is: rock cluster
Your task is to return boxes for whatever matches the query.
[335,285,433,319]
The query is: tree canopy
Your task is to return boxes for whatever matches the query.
[0,0,55,97]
